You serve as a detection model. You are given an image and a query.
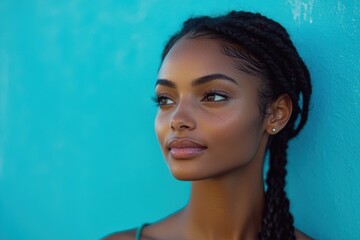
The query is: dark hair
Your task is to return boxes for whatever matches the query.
[160,11,312,239]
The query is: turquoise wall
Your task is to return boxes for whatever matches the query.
[1,0,359,239]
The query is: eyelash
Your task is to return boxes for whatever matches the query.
[151,94,173,107]
[152,90,229,107]
[201,90,228,102]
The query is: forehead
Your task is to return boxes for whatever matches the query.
[158,37,240,79]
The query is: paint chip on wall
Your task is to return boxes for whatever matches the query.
[287,0,314,23]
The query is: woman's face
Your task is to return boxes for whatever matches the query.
[155,37,268,181]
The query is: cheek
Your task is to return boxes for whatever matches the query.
[205,106,263,165]
[154,111,168,147]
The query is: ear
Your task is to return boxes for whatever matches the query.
[265,94,293,135]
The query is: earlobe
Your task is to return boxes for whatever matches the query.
[266,94,293,135]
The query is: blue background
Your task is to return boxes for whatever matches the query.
[1,0,359,239]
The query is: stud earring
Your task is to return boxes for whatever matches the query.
[271,128,276,133]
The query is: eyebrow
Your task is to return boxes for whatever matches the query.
[155,73,238,88]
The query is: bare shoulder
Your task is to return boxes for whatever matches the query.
[101,228,137,240]
[295,228,313,240]
[101,209,184,240]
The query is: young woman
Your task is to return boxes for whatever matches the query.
[104,10,312,240]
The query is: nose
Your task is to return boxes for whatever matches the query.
[170,101,196,131]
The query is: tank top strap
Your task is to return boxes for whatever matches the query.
[135,223,149,240]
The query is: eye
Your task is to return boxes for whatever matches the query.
[152,95,175,106]
[202,90,228,102]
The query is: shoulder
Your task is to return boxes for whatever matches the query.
[295,228,313,240]
[101,229,137,240]
[100,210,183,240]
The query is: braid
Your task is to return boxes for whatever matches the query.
[259,131,295,240]
[160,11,312,239]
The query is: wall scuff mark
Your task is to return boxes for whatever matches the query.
[288,0,314,23]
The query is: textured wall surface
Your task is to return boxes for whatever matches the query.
[0,0,359,239]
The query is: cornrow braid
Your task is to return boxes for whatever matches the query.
[160,11,312,240]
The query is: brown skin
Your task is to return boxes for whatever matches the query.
[103,38,311,240]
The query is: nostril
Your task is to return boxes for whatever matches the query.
[170,119,193,131]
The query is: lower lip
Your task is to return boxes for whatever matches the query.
[169,147,206,159]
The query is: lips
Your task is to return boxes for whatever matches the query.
[167,138,207,159]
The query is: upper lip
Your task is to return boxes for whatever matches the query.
[167,138,207,149]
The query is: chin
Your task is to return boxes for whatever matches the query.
[171,172,208,181]
[168,164,215,181]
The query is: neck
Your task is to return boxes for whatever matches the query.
[182,148,266,239]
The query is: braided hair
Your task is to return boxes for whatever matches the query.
[160,11,312,239]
